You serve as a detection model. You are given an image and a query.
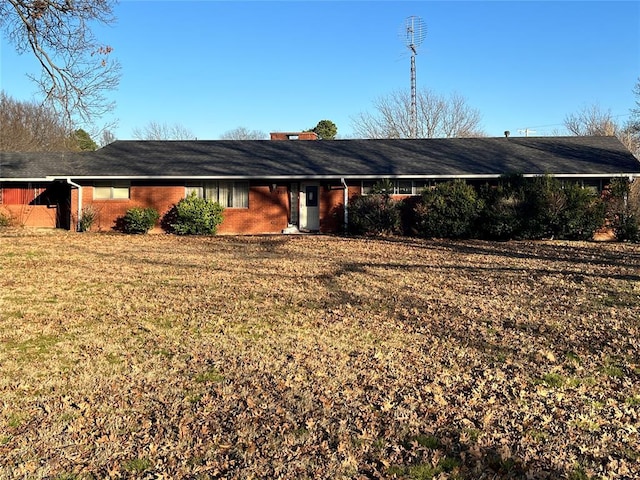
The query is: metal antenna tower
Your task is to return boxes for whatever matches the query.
[401,16,426,138]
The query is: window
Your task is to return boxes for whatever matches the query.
[397,180,413,195]
[580,179,602,193]
[362,180,376,195]
[186,181,249,208]
[94,182,130,200]
[412,180,432,195]
[305,185,318,207]
[361,179,433,196]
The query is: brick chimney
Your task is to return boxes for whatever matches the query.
[270,131,319,140]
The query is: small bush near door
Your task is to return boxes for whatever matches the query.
[122,207,160,234]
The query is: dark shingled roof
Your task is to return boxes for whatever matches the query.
[2,136,639,180]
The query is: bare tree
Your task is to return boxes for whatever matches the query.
[624,78,640,158]
[564,104,618,136]
[564,103,639,157]
[617,126,640,159]
[132,121,195,140]
[99,129,116,147]
[351,88,485,139]
[0,91,73,151]
[1,0,121,125]
[220,127,268,140]
[631,77,640,133]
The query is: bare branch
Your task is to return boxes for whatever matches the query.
[2,0,120,126]
[220,127,268,140]
[351,88,485,139]
[564,104,618,136]
[132,121,196,140]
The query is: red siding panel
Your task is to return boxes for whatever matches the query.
[2,185,47,205]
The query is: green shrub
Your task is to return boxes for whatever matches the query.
[605,178,640,242]
[518,175,564,239]
[478,175,606,241]
[557,182,605,240]
[348,194,401,236]
[166,192,224,235]
[122,207,159,234]
[78,206,97,232]
[415,180,483,239]
[478,177,523,240]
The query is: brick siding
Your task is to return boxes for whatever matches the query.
[3,181,352,234]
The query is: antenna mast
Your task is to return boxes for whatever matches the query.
[517,128,537,137]
[402,16,426,138]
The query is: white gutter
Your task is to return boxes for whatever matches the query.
[341,178,348,232]
[46,172,640,181]
[66,178,82,231]
[0,178,52,182]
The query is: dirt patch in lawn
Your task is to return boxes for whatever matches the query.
[0,232,639,479]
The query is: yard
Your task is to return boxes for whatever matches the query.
[0,231,638,479]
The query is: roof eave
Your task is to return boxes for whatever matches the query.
[3,172,638,182]
[48,173,640,181]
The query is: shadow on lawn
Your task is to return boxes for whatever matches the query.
[376,235,640,273]
[378,428,569,480]
[314,247,636,478]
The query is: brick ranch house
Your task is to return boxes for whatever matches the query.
[1,135,639,234]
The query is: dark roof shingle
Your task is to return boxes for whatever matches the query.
[2,136,639,180]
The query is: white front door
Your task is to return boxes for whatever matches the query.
[299,182,320,231]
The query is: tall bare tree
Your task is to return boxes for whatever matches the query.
[132,121,195,140]
[1,0,120,125]
[0,91,72,151]
[564,104,618,136]
[351,88,485,139]
[220,127,267,140]
[564,103,639,158]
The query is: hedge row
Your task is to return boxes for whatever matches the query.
[348,176,640,242]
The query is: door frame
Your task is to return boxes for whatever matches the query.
[299,181,320,231]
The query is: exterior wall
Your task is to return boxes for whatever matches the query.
[75,184,185,232]
[217,184,289,235]
[317,183,360,233]
[0,204,58,227]
[0,183,61,228]
[1,185,48,204]
[1,177,622,235]
[71,182,293,234]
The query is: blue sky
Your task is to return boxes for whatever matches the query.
[1,1,639,140]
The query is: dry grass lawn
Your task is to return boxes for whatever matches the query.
[0,231,639,479]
